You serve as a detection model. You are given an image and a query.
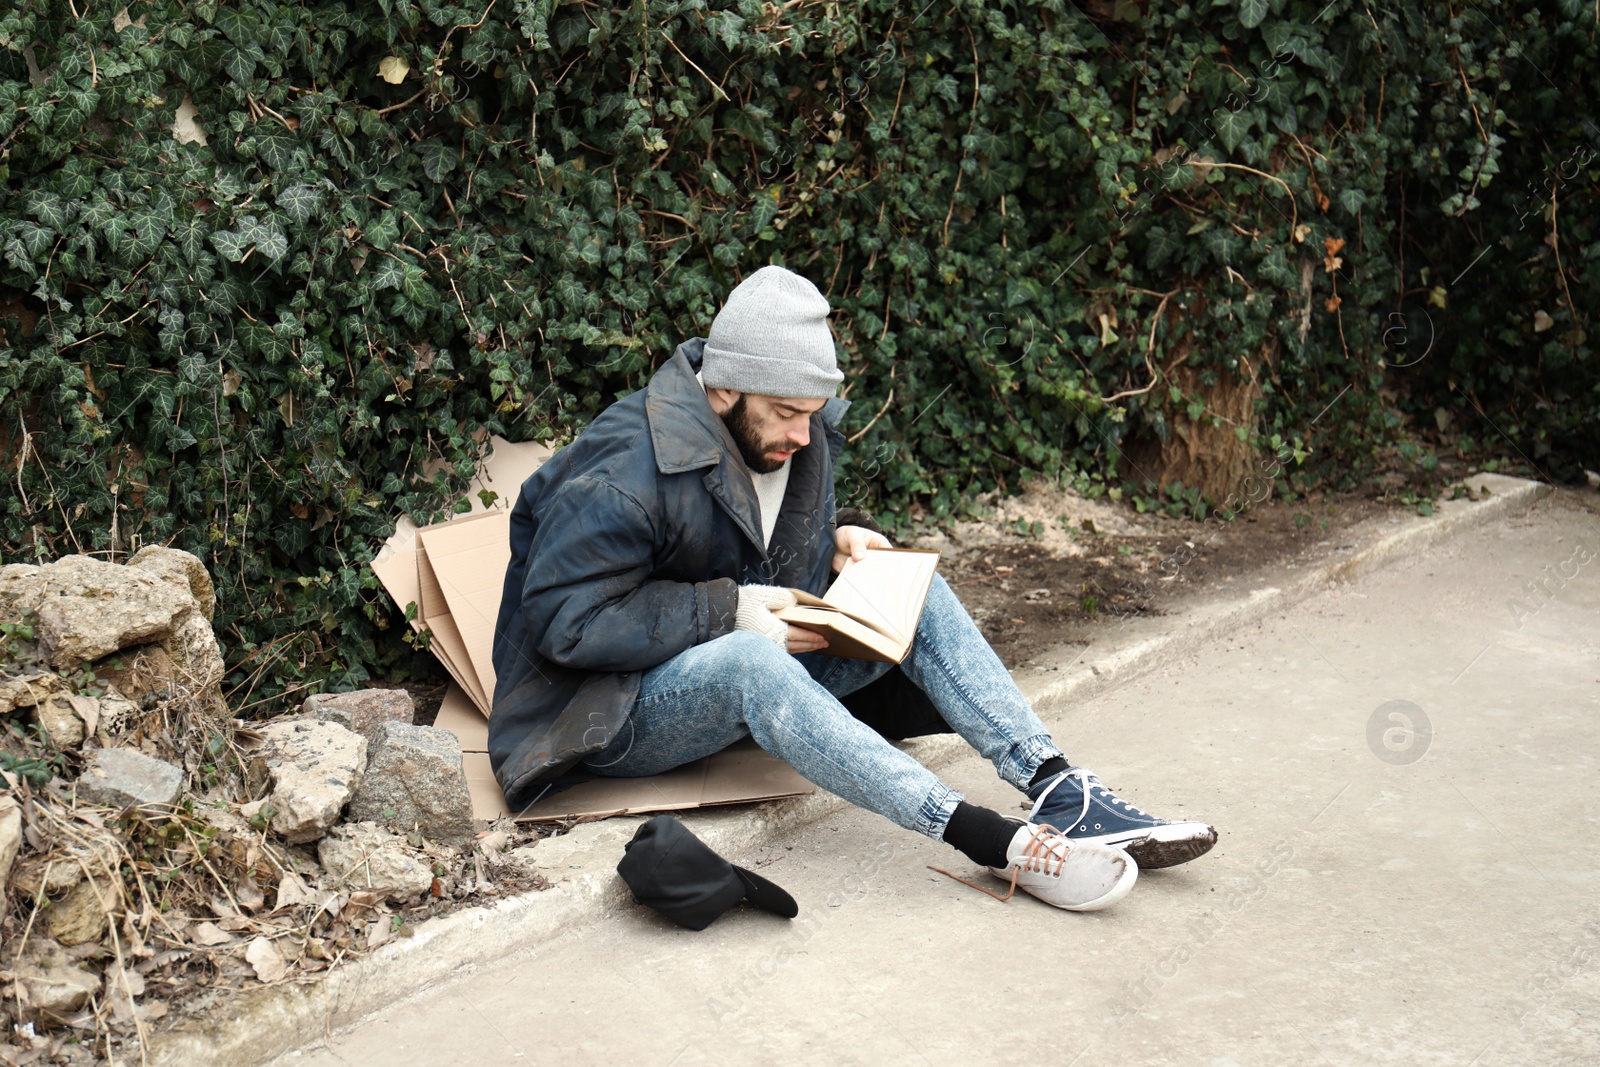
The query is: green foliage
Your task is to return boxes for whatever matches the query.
[0,0,1593,707]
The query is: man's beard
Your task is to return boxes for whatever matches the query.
[721,395,792,474]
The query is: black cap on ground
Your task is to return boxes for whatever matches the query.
[617,815,799,931]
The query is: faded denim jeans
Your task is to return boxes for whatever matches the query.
[583,575,1062,840]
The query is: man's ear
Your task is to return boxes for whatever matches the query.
[706,386,741,416]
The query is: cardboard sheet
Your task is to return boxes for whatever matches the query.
[371,438,818,822]
[433,683,489,752]
[436,684,814,822]
[417,515,513,707]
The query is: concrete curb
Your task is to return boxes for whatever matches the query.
[150,473,1550,1067]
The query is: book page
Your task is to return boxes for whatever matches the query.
[823,550,938,645]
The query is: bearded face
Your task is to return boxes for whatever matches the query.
[722,394,800,474]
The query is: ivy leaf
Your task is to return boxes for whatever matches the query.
[418,143,459,183]
[128,210,167,256]
[175,218,207,265]
[1212,109,1252,155]
[277,184,323,222]
[210,229,249,263]
[372,258,405,290]
[378,56,409,84]
[28,192,71,230]
[255,227,289,262]
[1336,188,1367,216]
[366,212,400,250]
[254,129,298,171]
[1238,0,1270,29]
[401,266,439,309]
[1144,225,1181,270]
[224,46,258,85]
[1258,246,1298,288]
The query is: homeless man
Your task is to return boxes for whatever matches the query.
[489,265,1217,912]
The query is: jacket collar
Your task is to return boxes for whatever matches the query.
[647,338,851,560]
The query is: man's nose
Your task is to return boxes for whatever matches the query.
[787,423,810,447]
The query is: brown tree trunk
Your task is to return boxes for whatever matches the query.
[1118,335,1273,506]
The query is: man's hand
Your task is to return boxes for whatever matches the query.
[833,524,892,574]
[735,584,828,655]
[785,624,829,654]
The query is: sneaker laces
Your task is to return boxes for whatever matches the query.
[1037,767,1153,826]
[927,823,1072,903]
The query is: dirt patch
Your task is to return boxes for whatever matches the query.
[921,480,1395,668]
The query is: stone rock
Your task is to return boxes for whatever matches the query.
[33,692,86,748]
[251,719,367,843]
[11,961,102,1028]
[304,688,414,740]
[129,545,217,622]
[348,722,475,846]
[12,827,120,898]
[162,611,228,710]
[46,878,113,946]
[0,670,65,716]
[0,555,197,670]
[75,747,185,809]
[0,795,21,899]
[317,822,434,903]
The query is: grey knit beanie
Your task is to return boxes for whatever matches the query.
[702,266,844,399]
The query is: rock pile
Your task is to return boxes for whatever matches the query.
[1,549,500,1063]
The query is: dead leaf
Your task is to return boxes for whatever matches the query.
[1322,254,1343,274]
[366,917,395,951]
[378,56,409,84]
[1533,310,1554,332]
[245,937,287,983]
[66,695,99,737]
[1293,223,1311,243]
[137,999,169,1023]
[113,967,146,997]
[1323,236,1346,256]
[173,94,207,147]
[274,872,315,910]
[1324,296,1343,312]
[190,922,232,946]
[477,830,511,854]
[346,890,383,915]
[235,873,266,913]
[1097,312,1120,346]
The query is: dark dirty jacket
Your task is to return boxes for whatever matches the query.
[487,338,848,808]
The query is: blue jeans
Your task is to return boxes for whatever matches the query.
[583,575,1063,840]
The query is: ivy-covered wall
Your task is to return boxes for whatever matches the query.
[1,0,1594,706]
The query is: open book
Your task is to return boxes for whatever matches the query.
[776,547,941,663]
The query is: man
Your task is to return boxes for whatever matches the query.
[490,265,1216,911]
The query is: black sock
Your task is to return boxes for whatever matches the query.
[1029,756,1069,789]
[942,801,1020,869]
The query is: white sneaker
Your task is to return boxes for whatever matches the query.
[988,822,1138,911]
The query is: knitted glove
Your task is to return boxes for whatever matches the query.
[735,584,799,651]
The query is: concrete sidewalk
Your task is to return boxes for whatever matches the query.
[267,487,1600,1067]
